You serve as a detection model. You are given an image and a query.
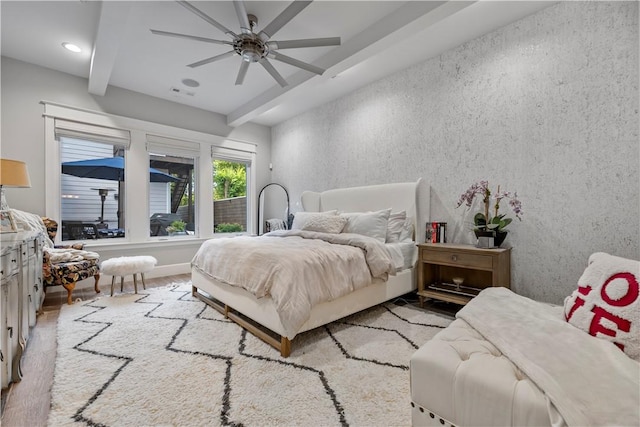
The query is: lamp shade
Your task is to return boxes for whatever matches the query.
[0,159,31,188]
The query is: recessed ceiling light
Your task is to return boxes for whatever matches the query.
[182,78,200,88]
[62,42,82,53]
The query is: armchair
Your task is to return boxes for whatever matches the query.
[41,218,101,304]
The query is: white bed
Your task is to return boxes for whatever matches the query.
[191,179,430,357]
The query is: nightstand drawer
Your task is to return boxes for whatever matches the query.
[421,249,492,269]
[417,243,511,306]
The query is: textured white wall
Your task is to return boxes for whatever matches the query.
[271,2,639,304]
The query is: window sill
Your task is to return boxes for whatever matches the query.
[81,236,208,252]
[77,233,252,252]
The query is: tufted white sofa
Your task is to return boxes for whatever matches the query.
[410,318,557,426]
[410,270,639,427]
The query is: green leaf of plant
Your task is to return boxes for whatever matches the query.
[474,213,487,226]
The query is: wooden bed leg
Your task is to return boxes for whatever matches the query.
[280,337,291,358]
[191,289,294,358]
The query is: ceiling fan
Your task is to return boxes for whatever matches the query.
[151,0,341,87]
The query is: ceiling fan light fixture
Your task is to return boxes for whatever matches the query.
[235,35,267,63]
[153,0,340,87]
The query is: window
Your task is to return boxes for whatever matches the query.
[212,159,247,233]
[44,101,258,245]
[148,155,196,237]
[59,137,127,241]
[147,135,199,238]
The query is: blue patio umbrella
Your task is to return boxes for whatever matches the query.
[62,156,180,227]
[61,156,180,183]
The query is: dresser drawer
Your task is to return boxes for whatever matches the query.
[26,238,38,255]
[1,248,21,281]
[421,248,493,269]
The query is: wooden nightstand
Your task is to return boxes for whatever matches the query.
[416,243,511,306]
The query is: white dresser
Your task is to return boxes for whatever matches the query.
[0,231,44,389]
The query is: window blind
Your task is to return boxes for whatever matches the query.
[146,134,200,157]
[211,143,255,162]
[54,119,131,148]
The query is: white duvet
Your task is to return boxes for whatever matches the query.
[191,230,396,338]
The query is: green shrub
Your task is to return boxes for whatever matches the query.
[215,223,243,233]
[166,220,186,233]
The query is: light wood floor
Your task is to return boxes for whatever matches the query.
[0,273,191,427]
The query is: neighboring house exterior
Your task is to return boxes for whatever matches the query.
[60,138,171,231]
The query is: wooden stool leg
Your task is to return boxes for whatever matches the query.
[110,276,116,296]
[94,273,101,294]
[133,274,138,294]
[120,277,124,292]
[141,273,146,290]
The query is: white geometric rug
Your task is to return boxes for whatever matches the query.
[48,282,452,427]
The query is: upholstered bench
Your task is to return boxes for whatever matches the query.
[410,319,551,426]
[100,256,157,296]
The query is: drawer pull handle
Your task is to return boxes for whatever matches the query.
[1,350,3,362]
[8,327,13,338]
[451,255,458,261]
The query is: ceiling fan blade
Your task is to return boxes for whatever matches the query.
[258,0,313,40]
[259,59,288,87]
[150,29,232,46]
[235,60,250,85]
[270,51,324,75]
[268,37,341,50]
[233,1,252,34]
[177,1,237,38]
[187,51,235,68]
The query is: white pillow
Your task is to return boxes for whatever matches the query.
[386,211,407,243]
[341,208,391,243]
[398,217,414,242]
[564,252,640,361]
[301,214,347,234]
[291,210,338,230]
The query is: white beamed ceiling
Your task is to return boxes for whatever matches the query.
[1,1,553,127]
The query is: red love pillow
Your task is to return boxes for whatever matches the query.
[564,252,639,361]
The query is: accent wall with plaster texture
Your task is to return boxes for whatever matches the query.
[271,2,639,304]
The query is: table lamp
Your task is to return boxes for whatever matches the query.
[0,159,31,233]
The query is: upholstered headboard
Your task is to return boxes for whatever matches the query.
[300,179,430,243]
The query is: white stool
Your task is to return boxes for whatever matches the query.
[100,256,157,296]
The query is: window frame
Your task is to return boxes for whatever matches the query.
[211,143,256,236]
[146,135,200,239]
[43,101,257,247]
[212,157,251,234]
[58,137,128,241]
